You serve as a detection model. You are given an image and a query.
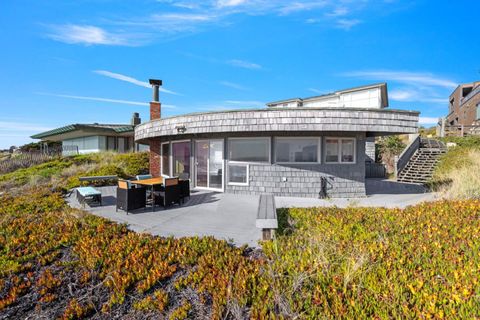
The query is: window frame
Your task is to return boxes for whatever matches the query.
[324,137,356,164]
[171,139,192,178]
[227,137,271,164]
[161,141,171,177]
[274,137,321,164]
[227,162,250,186]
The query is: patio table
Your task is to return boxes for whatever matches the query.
[130,177,164,211]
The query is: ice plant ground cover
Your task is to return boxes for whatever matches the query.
[1,188,479,319]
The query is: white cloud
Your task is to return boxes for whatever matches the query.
[47,24,138,46]
[35,92,177,108]
[419,117,439,125]
[227,59,262,70]
[46,0,379,46]
[225,100,264,107]
[343,70,457,89]
[389,89,447,104]
[336,18,361,30]
[278,1,329,15]
[216,0,248,8]
[0,121,53,132]
[219,81,248,90]
[325,7,349,17]
[93,70,179,95]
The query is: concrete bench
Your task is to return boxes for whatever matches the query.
[78,175,118,182]
[76,186,102,208]
[256,194,278,240]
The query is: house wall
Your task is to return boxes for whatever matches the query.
[225,133,366,198]
[156,132,367,198]
[302,87,382,109]
[62,135,135,155]
[447,82,480,127]
[62,136,103,154]
[365,137,376,162]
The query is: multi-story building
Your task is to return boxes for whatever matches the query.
[446,81,480,130]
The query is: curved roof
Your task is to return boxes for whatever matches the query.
[135,107,419,142]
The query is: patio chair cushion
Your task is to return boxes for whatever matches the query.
[136,174,153,180]
[118,180,133,189]
[76,186,101,197]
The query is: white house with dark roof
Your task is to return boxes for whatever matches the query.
[31,113,147,154]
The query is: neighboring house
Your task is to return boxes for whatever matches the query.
[32,113,147,155]
[446,81,480,131]
[135,80,419,198]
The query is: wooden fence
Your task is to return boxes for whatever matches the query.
[0,146,78,175]
[443,124,480,137]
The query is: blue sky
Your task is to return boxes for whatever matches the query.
[0,0,478,148]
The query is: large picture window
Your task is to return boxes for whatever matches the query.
[161,142,170,176]
[275,138,319,163]
[325,138,356,163]
[228,138,270,162]
[172,141,191,178]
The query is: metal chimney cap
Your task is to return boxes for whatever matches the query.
[149,79,162,86]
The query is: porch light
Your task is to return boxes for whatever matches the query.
[176,125,187,133]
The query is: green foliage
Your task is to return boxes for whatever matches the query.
[1,188,479,318]
[376,136,406,173]
[0,152,149,192]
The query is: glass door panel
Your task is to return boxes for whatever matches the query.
[195,139,223,190]
[195,141,208,188]
[208,140,223,189]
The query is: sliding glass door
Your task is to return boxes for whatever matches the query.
[195,140,224,191]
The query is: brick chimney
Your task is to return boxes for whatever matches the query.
[149,79,162,177]
[149,79,162,120]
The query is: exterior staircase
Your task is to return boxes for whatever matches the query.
[397,138,447,184]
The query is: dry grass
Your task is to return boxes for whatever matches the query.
[438,150,480,199]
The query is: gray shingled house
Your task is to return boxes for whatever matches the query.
[135,81,419,198]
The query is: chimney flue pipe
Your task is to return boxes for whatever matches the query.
[149,79,162,102]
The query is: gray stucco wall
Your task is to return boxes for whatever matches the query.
[226,134,366,198]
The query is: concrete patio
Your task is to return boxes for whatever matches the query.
[67,179,438,247]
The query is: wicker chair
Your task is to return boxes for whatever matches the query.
[153,177,181,208]
[116,180,146,214]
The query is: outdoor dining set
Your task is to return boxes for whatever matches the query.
[75,174,190,214]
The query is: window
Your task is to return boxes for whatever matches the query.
[275,138,319,163]
[476,103,480,120]
[325,138,356,163]
[161,142,170,176]
[228,138,270,162]
[172,141,191,178]
[107,136,116,151]
[228,163,249,186]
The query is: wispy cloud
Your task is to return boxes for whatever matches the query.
[35,92,177,109]
[219,81,248,90]
[46,24,142,46]
[45,1,385,46]
[419,117,439,125]
[0,121,53,132]
[227,59,262,70]
[93,70,179,95]
[336,18,361,30]
[225,100,264,107]
[389,89,447,104]
[343,70,457,89]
